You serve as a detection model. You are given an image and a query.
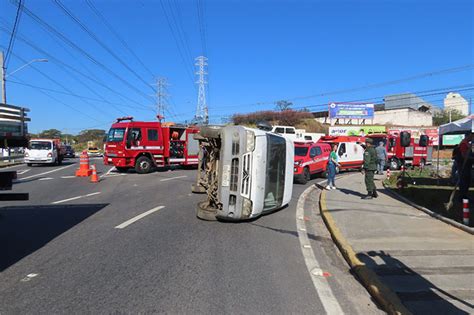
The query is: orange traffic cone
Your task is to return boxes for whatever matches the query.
[90,165,99,183]
[76,150,93,177]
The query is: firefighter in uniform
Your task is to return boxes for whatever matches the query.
[362,138,378,199]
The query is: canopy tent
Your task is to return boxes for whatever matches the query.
[438,115,474,135]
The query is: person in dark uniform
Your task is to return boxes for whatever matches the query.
[362,138,378,199]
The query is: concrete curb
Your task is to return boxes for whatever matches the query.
[0,162,23,168]
[382,182,474,235]
[319,189,412,315]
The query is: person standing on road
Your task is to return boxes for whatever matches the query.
[326,144,339,190]
[362,138,378,199]
[375,141,387,175]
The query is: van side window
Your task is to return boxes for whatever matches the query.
[304,135,312,140]
[285,128,295,134]
[275,127,284,133]
[338,143,346,156]
[148,129,159,141]
[309,147,317,158]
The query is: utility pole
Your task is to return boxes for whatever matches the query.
[194,56,208,125]
[154,77,168,119]
[1,51,6,104]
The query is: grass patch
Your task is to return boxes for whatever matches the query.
[384,169,473,227]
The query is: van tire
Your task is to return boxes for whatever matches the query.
[27,163,32,167]
[196,201,218,221]
[299,167,310,184]
[135,156,153,174]
[191,184,206,194]
[200,126,221,139]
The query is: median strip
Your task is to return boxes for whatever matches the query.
[115,206,165,229]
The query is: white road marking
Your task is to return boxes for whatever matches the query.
[296,185,344,315]
[51,192,102,204]
[20,273,39,282]
[61,175,76,179]
[160,175,187,182]
[115,206,165,229]
[100,166,116,178]
[20,164,76,181]
[16,169,30,175]
[38,177,54,181]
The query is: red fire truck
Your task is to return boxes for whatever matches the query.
[367,133,432,170]
[103,117,200,174]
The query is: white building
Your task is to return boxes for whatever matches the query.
[444,92,469,116]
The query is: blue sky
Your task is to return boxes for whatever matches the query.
[1,0,473,134]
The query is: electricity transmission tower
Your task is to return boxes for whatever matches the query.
[154,77,168,119]
[194,56,208,125]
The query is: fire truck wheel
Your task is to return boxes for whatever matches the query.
[135,156,153,174]
[115,167,129,173]
[191,184,206,194]
[196,201,218,221]
[200,126,221,139]
[390,159,400,170]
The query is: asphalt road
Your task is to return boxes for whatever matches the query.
[0,159,383,314]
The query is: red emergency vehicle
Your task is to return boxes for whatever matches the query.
[318,136,365,172]
[294,141,331,184]
[103,117,200,174]
[367,133,433,170]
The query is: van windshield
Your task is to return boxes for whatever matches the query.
[107,128,126,142]
[295,147,308,156]
[30,141,51,150]
[264,134,287,211]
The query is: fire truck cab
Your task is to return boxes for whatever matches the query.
[367,133,432,170]
[104,117,200,174]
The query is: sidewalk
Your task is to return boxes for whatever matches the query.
[323,173,474,314]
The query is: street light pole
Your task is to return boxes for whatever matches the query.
[0,51,48,104]
[1,51,6,104]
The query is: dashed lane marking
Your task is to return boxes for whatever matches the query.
[160,175,187,182]
[115,206,165,229]
[296,185,344,315]
[16,169,30,175]
[19,164,76,181]
[100,166,116,178]
[38,177,54,181]
[61,175,76,179]
[51,192,102,204]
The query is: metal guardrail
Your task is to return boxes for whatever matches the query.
[0,155,24,165]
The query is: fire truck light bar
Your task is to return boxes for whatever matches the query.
[116,116,134,122]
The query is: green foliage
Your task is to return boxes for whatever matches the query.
[38,129,62,139]
[433,109,465,126]
[275,100,293,111]
[232,110,313,127]
[76,129,106,144]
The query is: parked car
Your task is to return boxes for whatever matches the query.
[64,145,75,158]
[293,141,331,184]
[87,147,102,157]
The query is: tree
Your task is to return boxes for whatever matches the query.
[433,109,465,126]
[39,129,62,139]
[76,129,106,144]
[275,100,293,111]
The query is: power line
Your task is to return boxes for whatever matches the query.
[159,0,196,89]
[0,25,155,111]
[52,0,155,92]
[84,0,155,79]
[12,0,156,103]
[4,0,23,67]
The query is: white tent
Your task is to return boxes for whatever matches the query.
[438,115,474,135]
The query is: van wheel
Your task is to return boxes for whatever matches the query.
[135,156,153,174]
[196,201,218,221]
[57,157,62,165]
[27,163,32,167]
